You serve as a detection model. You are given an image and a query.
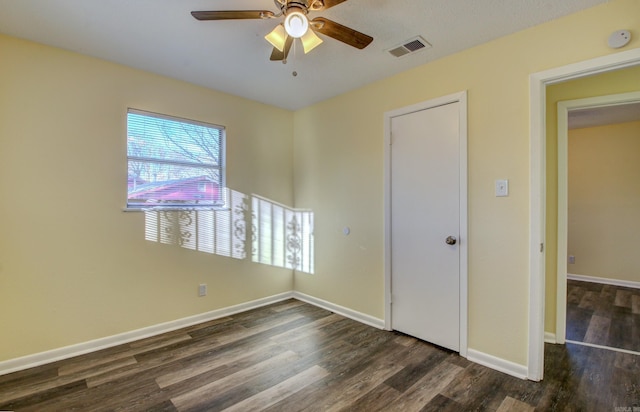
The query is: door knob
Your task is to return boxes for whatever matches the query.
[445,236,457,245]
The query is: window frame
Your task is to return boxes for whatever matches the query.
[125,108,226,211]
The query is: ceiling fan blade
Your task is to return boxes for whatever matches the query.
[311,17,373,49]
[191,10,275,20]
[321,0,348,9]
[270,36,294,61]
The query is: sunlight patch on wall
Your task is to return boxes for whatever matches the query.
[144,188,314,273]
[252,194,314,274]
[144,188,248,259]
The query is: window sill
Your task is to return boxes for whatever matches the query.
[123,206,230,212]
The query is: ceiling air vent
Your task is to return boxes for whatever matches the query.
[387,36,431,58]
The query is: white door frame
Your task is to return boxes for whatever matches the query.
[528,48,640,381]
[555,91,640,344]
[383,91,468,358]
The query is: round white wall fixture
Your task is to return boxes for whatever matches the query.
[343,227,350,236]
[608,30,631,49]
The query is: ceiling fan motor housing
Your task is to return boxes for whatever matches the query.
[275,0,324,12]
[285,2,310,15]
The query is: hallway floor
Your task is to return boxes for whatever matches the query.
[566,279,640,352]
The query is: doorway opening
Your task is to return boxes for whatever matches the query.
[529,48,640,381]
[556,94,640,354]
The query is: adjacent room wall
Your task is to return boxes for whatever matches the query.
[293,0,640,367]
[544,65,640,334]
[567,121,640,282]
[0,34,294,362]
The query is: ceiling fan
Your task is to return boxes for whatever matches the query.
[191,0,373,61]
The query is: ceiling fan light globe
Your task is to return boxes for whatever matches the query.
[265,24,287,52]
[301,29,323,53]
[284,11,308,38]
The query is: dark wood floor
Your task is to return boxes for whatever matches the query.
[1,299,639,411]
[566,279,640,352]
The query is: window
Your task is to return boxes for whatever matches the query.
[127,109,225,209]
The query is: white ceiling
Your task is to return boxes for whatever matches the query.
[569,102,640,129]
[0,0,610,110]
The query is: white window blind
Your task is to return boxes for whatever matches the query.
[127,109,225,209]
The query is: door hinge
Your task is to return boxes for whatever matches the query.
[540,243,544,252]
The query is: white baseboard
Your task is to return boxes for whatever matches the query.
[544,332,557,344]
[0,291,294,377]
[292,291,385,329]
[568,273,640,290]
[2,291,532,382]
[293,293,530,380]
[466,348,528,380]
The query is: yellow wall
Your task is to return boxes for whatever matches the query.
[0,35,294,361]
[294,0,640,366]
[544,66,640,333]
[2,0,640,369]
[568,121,640,281]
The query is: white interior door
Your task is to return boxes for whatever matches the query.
[390,102,460,351]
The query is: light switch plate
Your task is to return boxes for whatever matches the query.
[495,179,509,197]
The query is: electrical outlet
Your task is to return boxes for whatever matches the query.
[198,284,207,297]
[568,255,575,264]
